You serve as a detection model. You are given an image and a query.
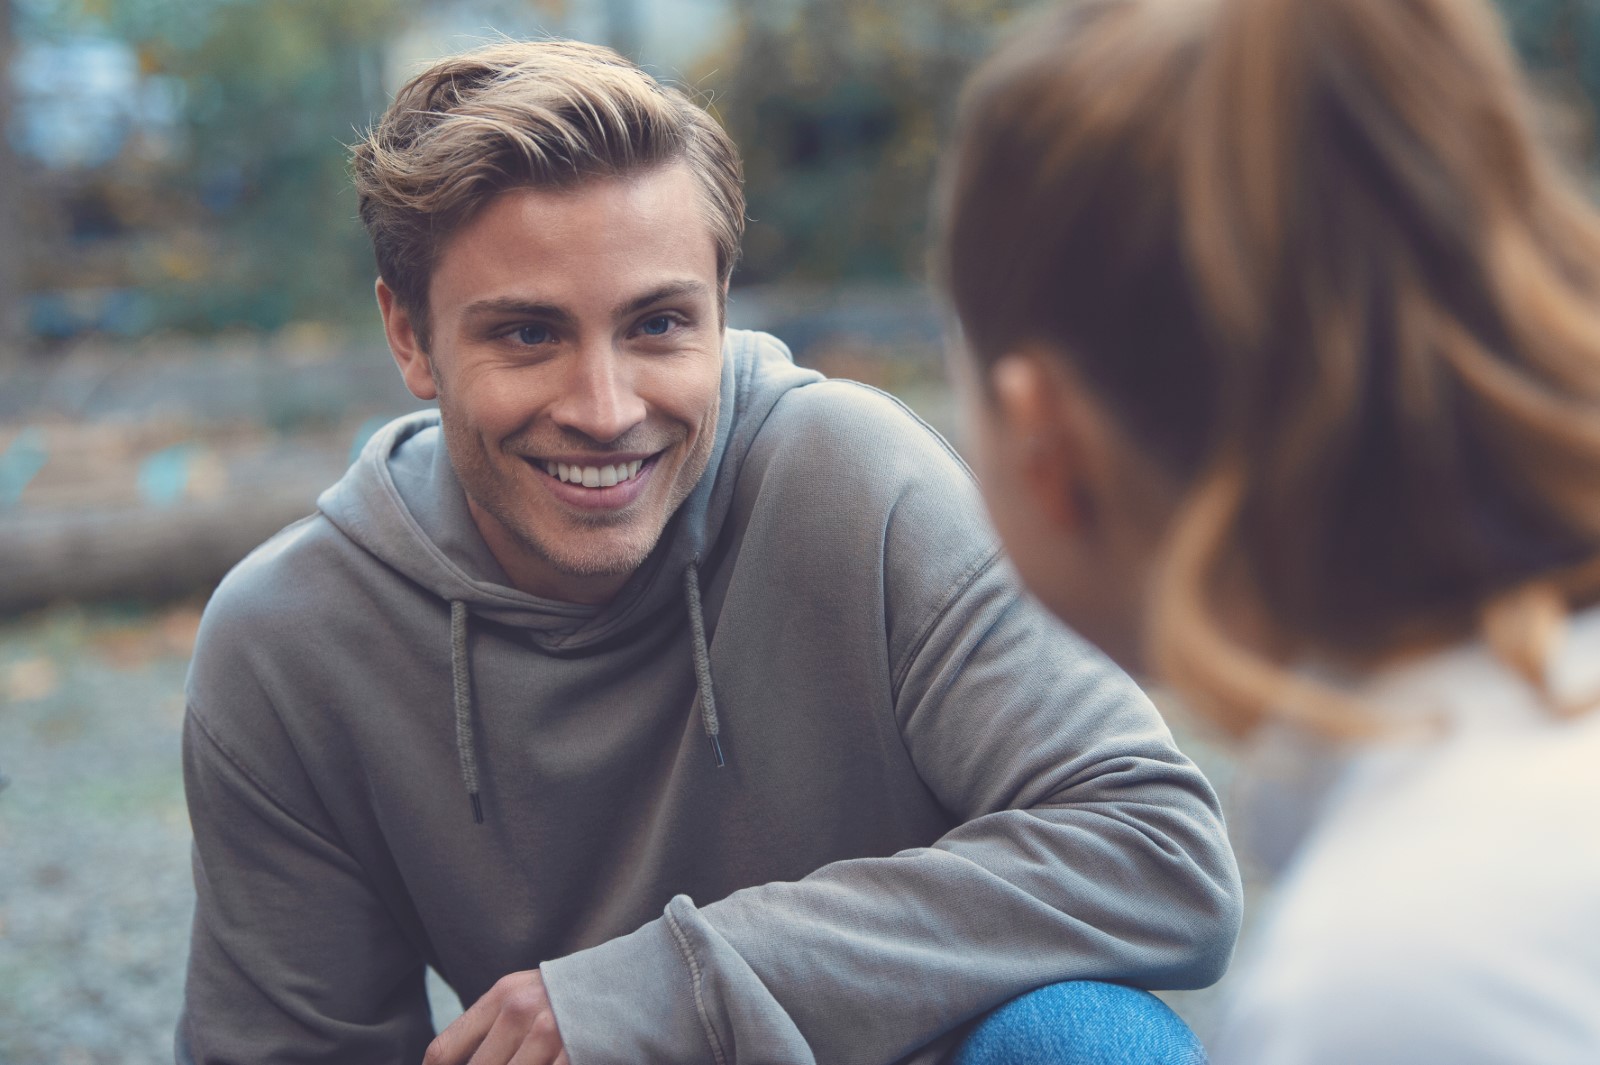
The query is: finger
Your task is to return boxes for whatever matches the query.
[423,994,497,1065]
[465,1008,547,1065]
[502,1013,565,1065]
[465,980,559,1065]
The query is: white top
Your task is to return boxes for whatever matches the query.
[1211,606,1600,1064]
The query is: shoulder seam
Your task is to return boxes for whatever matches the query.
[186,703,352,856]
[889,548,1004,703]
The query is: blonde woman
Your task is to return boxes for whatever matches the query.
[936,0,1600,1060]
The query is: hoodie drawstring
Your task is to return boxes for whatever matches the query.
[447,562,724,823]
[683,558,726,768]
[450,600,484,824]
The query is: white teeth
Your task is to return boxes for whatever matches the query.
[545,458,648,486]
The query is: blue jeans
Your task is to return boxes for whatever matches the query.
[954,981,1206,1065]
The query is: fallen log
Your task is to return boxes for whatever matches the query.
[0,469,340,614]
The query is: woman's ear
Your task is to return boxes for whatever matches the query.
[376,279,440,402]
[989,349,1098,534]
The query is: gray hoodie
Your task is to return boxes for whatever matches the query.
[178,329,1241,1065]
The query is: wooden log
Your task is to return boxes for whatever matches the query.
[0,472,338,614]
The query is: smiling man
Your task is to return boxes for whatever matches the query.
[176,39,1241,1065]
[379,170,726,606]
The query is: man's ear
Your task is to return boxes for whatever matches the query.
[989,349,1099,534]
[376,279,439,402]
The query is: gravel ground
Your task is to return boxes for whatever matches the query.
[0,599,1251,1063]
[1,603,198,1065]
[0,602,466,1065]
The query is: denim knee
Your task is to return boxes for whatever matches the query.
[953,981,1206,1065]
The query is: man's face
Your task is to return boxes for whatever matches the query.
[380,164,725,604]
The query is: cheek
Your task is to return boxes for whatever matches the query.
[657,354,723,431]
[440,366,524,432]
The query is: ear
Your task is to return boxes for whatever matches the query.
[376,278,439,402]
[989,349,1097,534]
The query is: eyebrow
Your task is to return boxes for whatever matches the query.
[459,297,575,328]
[614,280,710,319]
[459,280,711,328]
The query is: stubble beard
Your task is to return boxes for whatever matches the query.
[446,411,720,583]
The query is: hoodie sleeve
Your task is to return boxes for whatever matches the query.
[545,562,1242,1065]
[542,389,1243,1065]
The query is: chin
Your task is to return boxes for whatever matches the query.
[528,525,661,580]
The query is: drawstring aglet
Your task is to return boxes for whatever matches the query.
[469,792,484,824]
[708,734,725,768]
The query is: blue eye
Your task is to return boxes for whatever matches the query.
[640,315,674,337]
[514,324,553,345]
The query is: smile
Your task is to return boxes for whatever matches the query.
[541,458,647,488]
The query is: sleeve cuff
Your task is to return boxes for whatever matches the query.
[541,910,710,1065]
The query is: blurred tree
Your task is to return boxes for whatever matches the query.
[702,0,1037,286]
[14,0,402,339]
[0,0,23,359]
[705,0,1600,289]
[6,0,1600,349]
[109,0,401,333]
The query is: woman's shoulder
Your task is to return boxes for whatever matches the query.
[1211,646,1600,1064]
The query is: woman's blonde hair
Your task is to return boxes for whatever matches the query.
[936,0,1600,736]
[353,39,744,348]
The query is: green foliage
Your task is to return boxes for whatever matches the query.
[153,0,400,331]
[698,0,1600,286]
[15,0,1600,339]
[698,0,1038,285]
[25,0,400,334]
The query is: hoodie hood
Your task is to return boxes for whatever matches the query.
[318,329,821,652]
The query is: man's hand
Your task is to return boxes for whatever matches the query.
[423,970,570,1065]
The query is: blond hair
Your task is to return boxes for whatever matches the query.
[353,39,744,346]
[936,0,1600,736]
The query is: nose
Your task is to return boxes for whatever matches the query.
[547,342,648,445]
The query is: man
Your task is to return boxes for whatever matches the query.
[177,39,1241,1065]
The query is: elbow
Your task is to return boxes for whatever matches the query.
[1178,876,1245,989]
[1157,836,1245,990]
[1094,797,1245,991]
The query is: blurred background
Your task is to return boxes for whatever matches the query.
[2,1,1599,1061]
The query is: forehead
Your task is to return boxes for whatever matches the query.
[428,164,720,316]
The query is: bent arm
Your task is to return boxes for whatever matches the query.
[543,558,1242,1065]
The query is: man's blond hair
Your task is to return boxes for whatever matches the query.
[353,39,744,346]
